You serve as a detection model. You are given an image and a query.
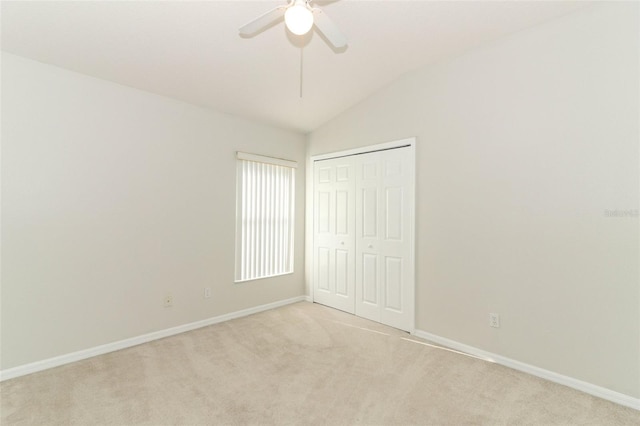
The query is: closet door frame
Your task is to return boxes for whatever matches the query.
[309,137,416,333]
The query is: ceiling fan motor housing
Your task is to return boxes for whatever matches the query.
[285,0,314,35]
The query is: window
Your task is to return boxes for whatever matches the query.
[235,152,296,282]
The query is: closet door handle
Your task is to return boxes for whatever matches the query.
[368,244,373,249]
[340,241,345,245]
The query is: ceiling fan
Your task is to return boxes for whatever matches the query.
[239,0,347,49]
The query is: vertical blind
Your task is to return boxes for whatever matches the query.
[235,152,296,282]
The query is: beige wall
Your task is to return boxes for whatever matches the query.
[308,3,639,398]
[1,53,306,369]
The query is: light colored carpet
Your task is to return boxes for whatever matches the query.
[1,301,638,425]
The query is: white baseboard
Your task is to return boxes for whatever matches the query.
[413,329,640,411]
[0,296,308,382]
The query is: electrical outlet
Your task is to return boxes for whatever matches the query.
[164,294,173,308]
[204,287,212,299]
[489,313,500,328]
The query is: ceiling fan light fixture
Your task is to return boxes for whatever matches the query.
[284,1,314,35]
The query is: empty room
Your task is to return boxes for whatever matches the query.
[1,0,638,424]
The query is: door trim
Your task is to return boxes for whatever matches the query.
[307,137,416,333]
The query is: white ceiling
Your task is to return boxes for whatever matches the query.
[1,0,592,133]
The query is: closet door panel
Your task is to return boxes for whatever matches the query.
[312,158,355,314]
[335,249,349,296]
[379,149,413,330]
[317,247,331,292]
[355,153,379,321]
[362,253,378,304]
[384,256,403,312]
[385,187,403,241]
[355,148,413,331]
[362,188,378,238]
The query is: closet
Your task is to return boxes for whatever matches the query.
[312,140,415,332]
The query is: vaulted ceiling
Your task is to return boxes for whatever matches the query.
[1,1,591,133]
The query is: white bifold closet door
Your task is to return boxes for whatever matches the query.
[313,146,413,331]
[313,157,356,314]
[354,148,412,331]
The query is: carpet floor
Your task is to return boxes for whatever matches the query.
[1,301,638,425]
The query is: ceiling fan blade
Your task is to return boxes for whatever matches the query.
[312,8,347,48]
[239,5,288,36]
